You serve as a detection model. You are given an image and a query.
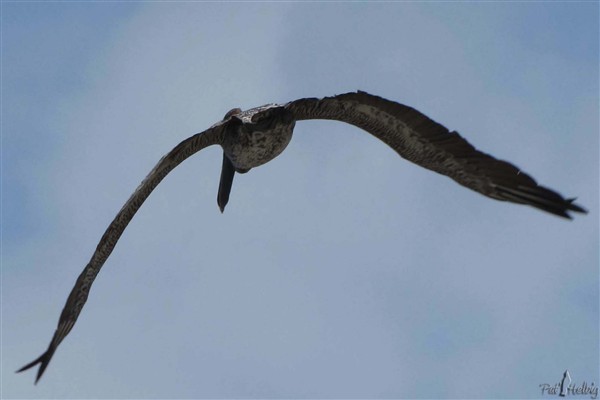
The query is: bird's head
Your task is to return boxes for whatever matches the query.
[245,104,295,132]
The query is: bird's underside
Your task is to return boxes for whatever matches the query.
[18,90,587,383]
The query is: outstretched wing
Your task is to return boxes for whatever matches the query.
[286,91,586,218]
[17,122,226,383]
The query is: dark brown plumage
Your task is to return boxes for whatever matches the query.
[18,91,586,383]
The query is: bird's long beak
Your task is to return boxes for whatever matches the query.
[217,152,236,213]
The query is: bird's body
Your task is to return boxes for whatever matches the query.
[221,104,295,171]
[18,91,586,383]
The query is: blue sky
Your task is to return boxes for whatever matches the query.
[2,2,598,398]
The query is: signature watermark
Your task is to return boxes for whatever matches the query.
[540,370,598,399]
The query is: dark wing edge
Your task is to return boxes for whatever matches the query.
[286,91,587,219]
[17,123,226,383]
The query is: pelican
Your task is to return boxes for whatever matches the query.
[18,91,586,383]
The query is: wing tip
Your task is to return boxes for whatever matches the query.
[545,198,587,220]
[16,348,54,384]
[496,185,587,219]
[566,197,588,215]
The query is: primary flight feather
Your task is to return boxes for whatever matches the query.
[18,91,586,383]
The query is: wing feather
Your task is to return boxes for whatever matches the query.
[286,91,586,218]
[17,123,225,383]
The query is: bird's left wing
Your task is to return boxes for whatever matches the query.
[285,91,586,218]
[17,122,226,383]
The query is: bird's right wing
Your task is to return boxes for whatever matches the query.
[17,121,226,383]
[286,91,586,218]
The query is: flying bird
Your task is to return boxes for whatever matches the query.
[18,91,586,383]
